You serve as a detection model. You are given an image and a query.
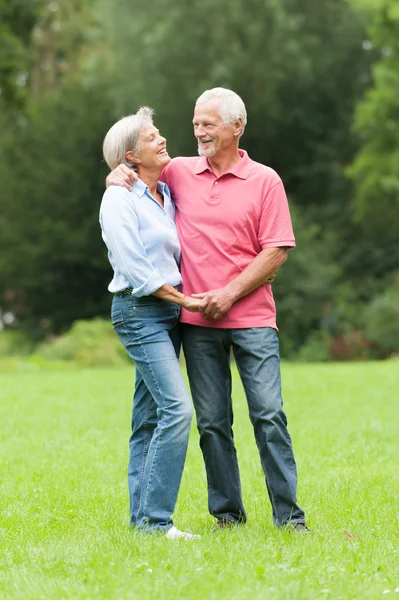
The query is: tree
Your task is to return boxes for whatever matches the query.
[0,81,113,333]
[348,0,399,235]
[0,0,40,113]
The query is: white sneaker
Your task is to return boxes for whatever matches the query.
[165,526,201,540]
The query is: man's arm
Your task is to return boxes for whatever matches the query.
[192,247,288,320]
[106,164,138,190]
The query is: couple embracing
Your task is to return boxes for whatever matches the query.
[100,87,308,539]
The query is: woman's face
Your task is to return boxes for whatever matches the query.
[127,125,171,170]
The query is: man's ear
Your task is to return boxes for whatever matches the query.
[126,150,140,165]
[233,118,243,138]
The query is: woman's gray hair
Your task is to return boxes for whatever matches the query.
[103,106,154,171]
[195,88,247,137]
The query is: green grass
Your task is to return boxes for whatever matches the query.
[1,361,399,599]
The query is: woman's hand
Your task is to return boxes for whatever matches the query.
[265,269,278,284]
[183,297,203,312]
[106,164,138,190]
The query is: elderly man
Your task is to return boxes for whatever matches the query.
[107,88,308,532]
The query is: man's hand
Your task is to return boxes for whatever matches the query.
[192,287,236,320]
[106,164,138,190]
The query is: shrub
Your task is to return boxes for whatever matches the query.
[295,330,332,362]
[0,329,34,357]
[363,275,399,354]
[35,318,129,367]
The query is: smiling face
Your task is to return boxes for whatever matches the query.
[193,101,242,158]
[126,125,171,171]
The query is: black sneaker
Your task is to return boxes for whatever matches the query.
[213,518,245,530]
[217,518,237,529]
[286,522,311,534]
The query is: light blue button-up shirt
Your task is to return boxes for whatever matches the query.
[99,179,182,296]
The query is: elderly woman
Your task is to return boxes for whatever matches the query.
[100,107,201,539]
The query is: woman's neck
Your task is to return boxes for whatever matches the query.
[138,167,162,198]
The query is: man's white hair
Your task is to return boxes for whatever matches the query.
[103,106,154,171]
[195,87,247,137]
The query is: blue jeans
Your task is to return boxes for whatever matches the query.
[181,324,305,526]
[111,294,193,532]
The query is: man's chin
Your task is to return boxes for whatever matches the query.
[198,146,216,157]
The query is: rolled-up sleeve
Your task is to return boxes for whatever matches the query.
[100,188,166,296]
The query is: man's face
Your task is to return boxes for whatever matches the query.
[193,102,238,158]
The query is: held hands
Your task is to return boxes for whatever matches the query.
[183,297,204,313]
[190,271,279,320]
[106,164,138,190]
[191,287,236,320]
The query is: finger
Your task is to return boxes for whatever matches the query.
[204,304,215,316]
[119,164,137,180]
[191,293,207,299]
[108,176,131,189]
[206,307,218,318]
[118,180,133,191]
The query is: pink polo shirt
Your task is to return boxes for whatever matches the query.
[161,149,295,329]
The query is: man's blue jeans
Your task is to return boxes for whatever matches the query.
[181,324,305,526]
[111,294,193,532]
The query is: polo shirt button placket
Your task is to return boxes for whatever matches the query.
[210,179,220,201]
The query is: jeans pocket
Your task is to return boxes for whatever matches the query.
[111,309,133,348]
[111,309,124,328]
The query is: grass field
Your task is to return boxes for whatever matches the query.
[1,361,399,599]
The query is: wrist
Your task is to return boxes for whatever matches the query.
[225,284,240,303]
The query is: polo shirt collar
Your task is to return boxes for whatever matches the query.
[194,149,251,180]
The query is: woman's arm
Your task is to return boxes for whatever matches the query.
[152,284,202,312]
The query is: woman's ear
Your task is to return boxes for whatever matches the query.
[126,150,140,165]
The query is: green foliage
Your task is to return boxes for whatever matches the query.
[348,0,399,234]
[274,204,341,355]
[0,0,39,112]
[0,329,34,356]
[363,272,399,353]
[0,80,114,332]
[295,330,332,362]
[0,0,398,358]
[35,318,129,367]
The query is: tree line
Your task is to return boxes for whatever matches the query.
[0,0,398,358]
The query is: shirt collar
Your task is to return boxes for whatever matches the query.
[193,149,251,180]
[132,178,170,198]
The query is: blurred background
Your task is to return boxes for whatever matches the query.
[0,0,398,365]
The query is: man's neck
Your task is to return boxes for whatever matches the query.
[207,148,242,178]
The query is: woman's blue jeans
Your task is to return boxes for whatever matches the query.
[111,293,193,532]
